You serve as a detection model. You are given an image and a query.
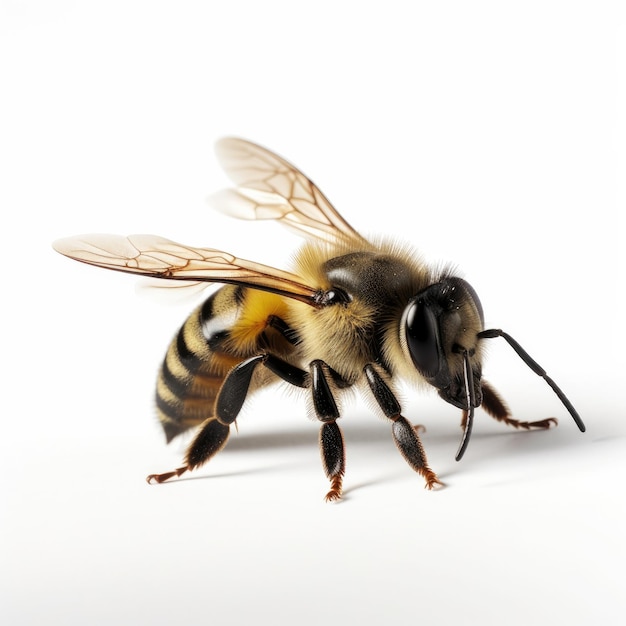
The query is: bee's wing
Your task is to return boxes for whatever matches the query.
[53,234,319,305]
[210,137,369,246]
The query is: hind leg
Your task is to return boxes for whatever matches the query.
[479,380,558,430]
[146,355,270,483]
[147,418,230,483]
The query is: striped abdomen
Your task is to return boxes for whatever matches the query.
[155,285,294,442]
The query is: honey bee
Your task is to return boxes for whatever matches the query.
[53,138,585,501]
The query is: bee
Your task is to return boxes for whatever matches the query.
[53,137,585,501]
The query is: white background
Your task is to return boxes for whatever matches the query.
[1,2,624,625]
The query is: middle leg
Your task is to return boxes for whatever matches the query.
[310,360,346,502]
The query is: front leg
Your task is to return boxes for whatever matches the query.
[364,364,443,490]
[480,380,558,430]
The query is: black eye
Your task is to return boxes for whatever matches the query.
[405,300,442,378]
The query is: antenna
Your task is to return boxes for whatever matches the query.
[477,328,585,433]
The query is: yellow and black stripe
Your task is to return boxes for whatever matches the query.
[155,285,295,442]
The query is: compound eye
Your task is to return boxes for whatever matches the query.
[405,300,442,378]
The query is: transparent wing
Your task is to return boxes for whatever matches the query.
[52,234,319,305]
[135,278,216,304]
[210,137,369,246]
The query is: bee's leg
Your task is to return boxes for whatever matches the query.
[264,356,347,501]
[146,417,231,484]
[147,354,271,483]
[310,360,346,502]
[364,364,443,490]
[147,353,312,485]
[480,380,558,430]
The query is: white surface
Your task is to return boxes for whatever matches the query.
[1,2,624,625]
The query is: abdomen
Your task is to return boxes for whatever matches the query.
[155,285,294,442]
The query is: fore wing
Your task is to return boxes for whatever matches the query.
[52,234,319,305]
[210,137,369,247]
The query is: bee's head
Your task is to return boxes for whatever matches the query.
[403,277,484,401]
[401,277,484,457]
[401,277,585,460]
